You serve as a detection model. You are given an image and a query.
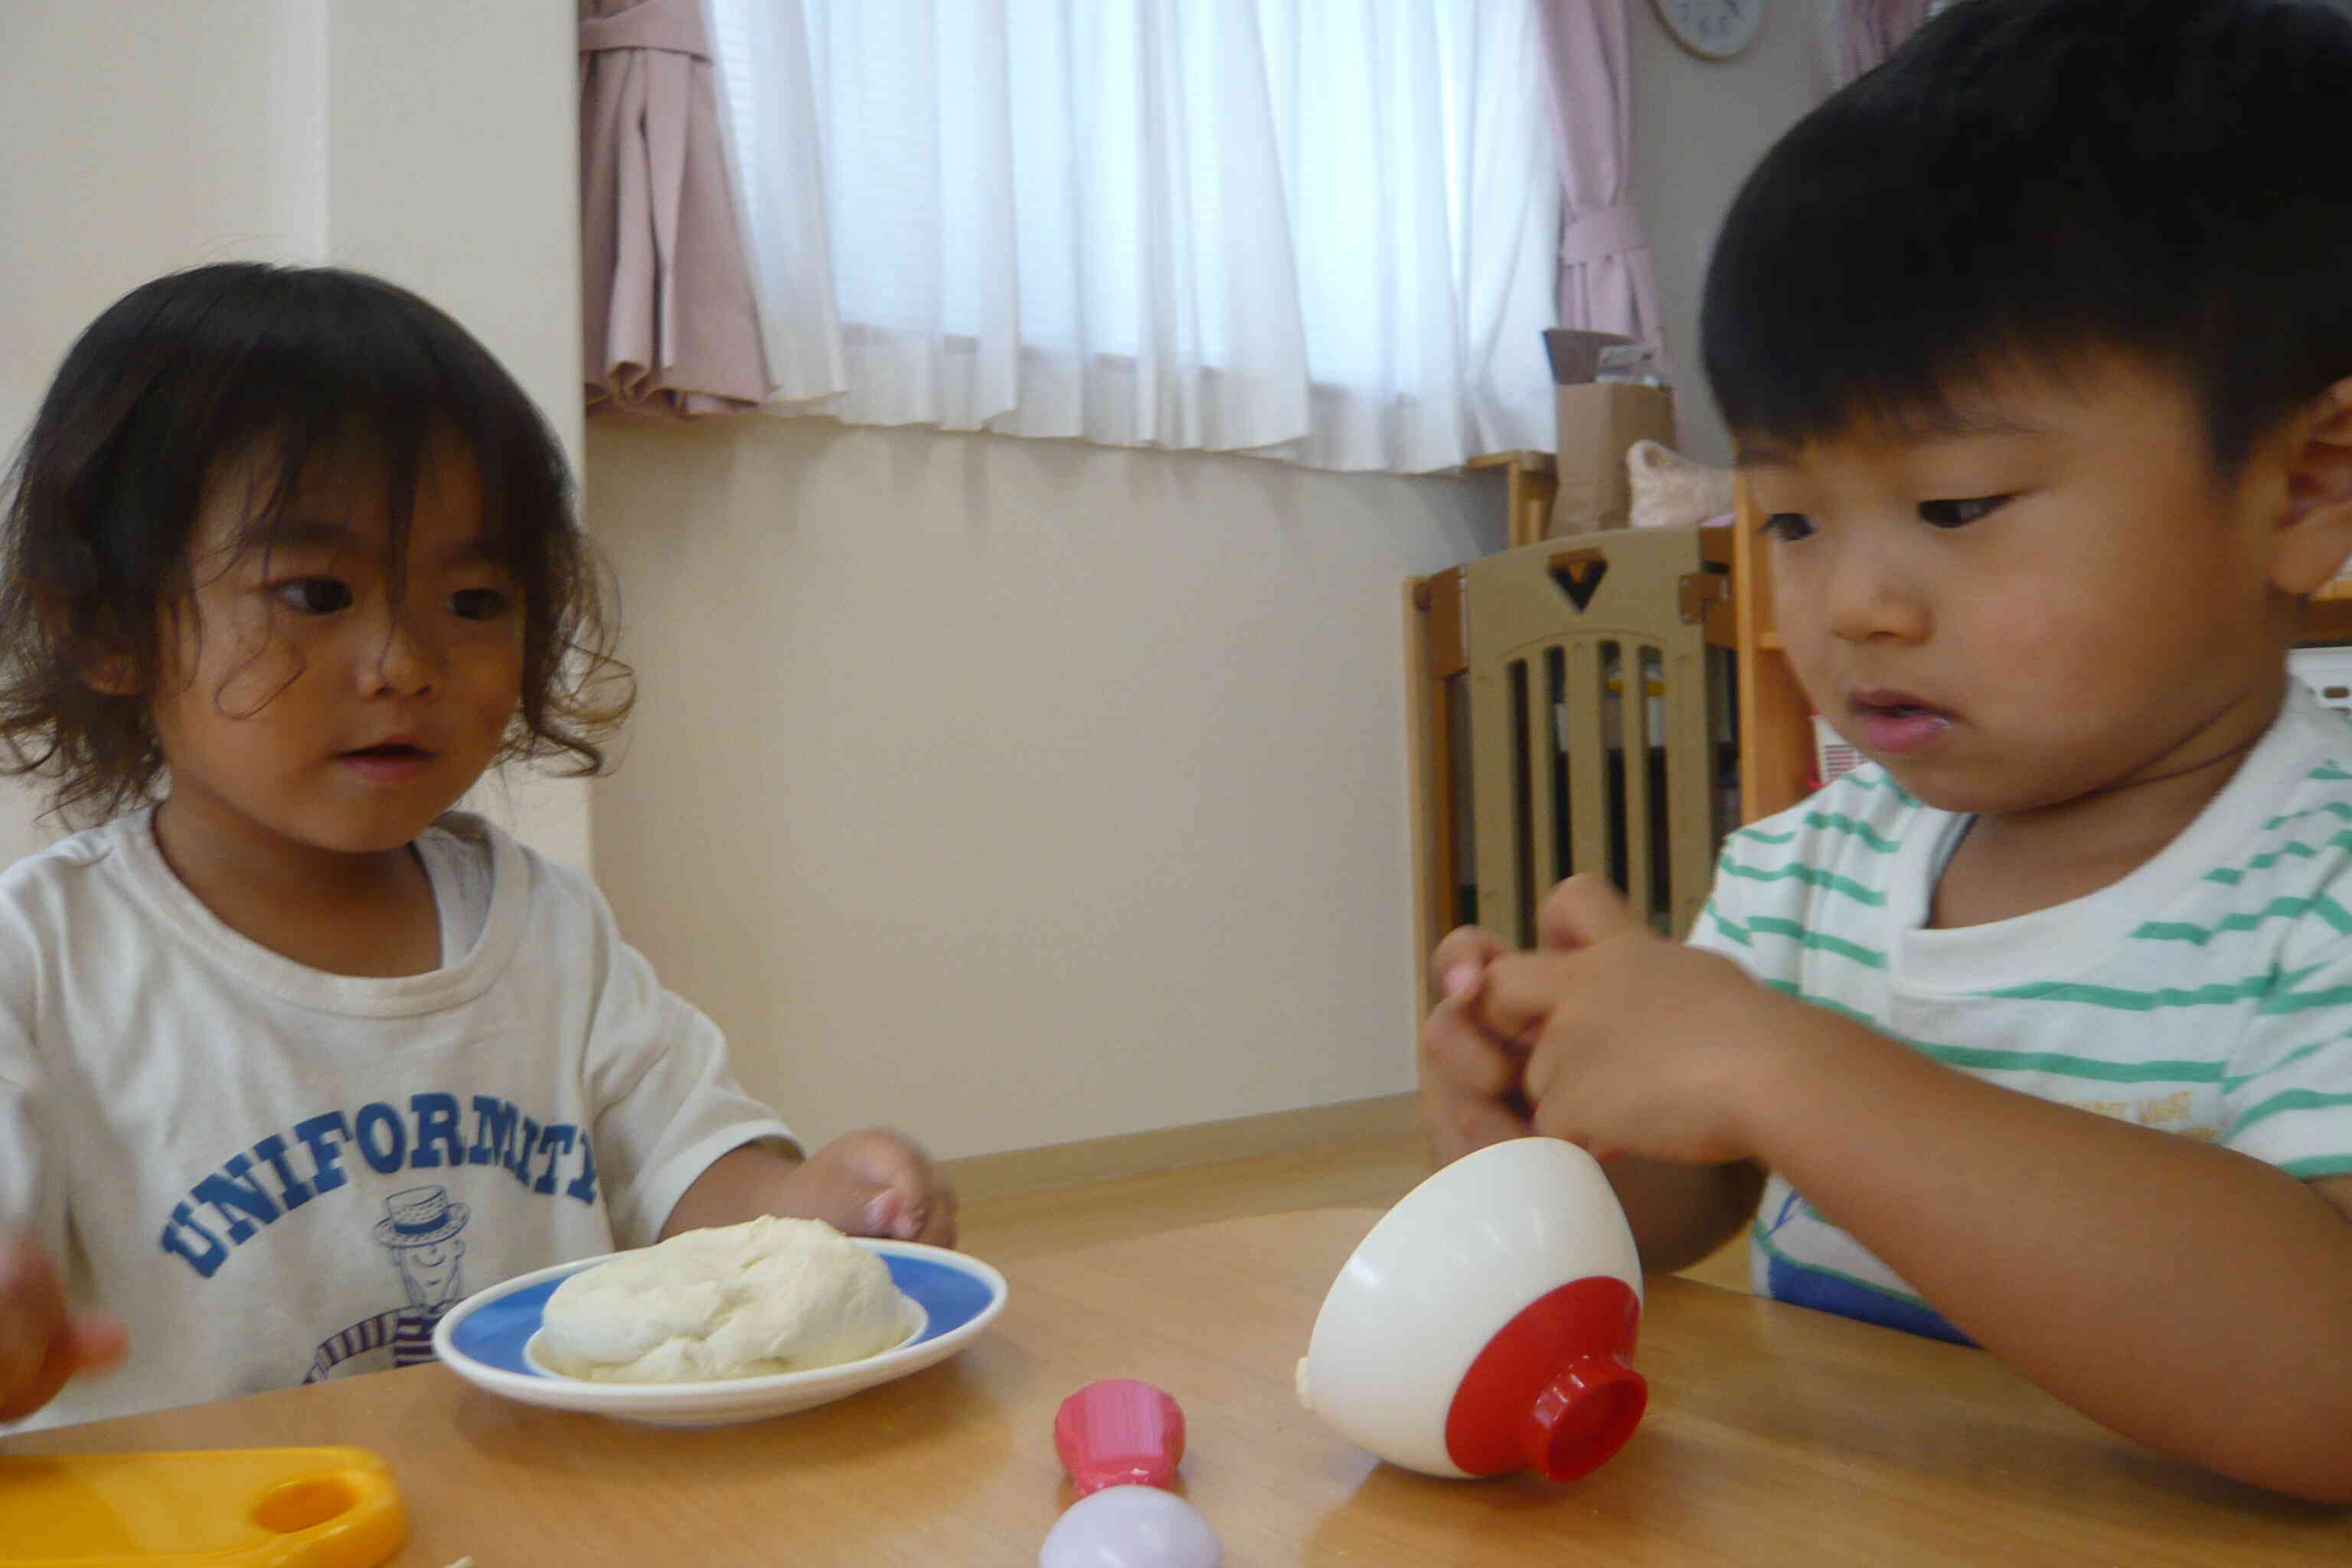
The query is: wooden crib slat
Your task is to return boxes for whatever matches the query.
[1526,652,1561,936]
[1621,643,1656,926]
[1468,645,1526,945]
[1563,640,1607,899]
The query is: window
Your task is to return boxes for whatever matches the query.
[710,0,1560,473]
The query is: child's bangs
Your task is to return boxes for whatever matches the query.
[184,294,554,586]
[1704,176,2262,472]
[197,419,430,590]
[1700,99,2177,460]
[1705,277,2158,466]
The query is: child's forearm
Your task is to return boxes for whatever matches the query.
[1606,1155,1764,1275]
[1748,1009,2352,1502]
[660,1129,958,1246]
[658,1142,806,1239]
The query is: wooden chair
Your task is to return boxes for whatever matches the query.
[1406,525,1736,1001]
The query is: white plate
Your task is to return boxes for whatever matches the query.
[432,1240,1008,1426]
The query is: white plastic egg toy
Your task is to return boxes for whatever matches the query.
[1038,1485,1223,1568]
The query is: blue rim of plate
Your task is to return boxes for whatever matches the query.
[443,1242,1003,1380]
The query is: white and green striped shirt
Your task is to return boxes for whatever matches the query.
[1688,684,2352,1344]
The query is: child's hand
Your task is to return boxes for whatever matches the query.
[0,1236,126,1423]
[1418,923,1536,1164]
[1419,871,1688,1163]
[1473,876,1794,1166]
[785,1129,960,1247]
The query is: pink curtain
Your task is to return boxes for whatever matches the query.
[1534,1,1664,374]
[579,0,773,416]
[1834,0,1933,88]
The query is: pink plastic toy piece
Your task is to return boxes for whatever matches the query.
[1054,1379,1187,1496]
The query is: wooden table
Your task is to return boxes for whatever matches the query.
[10,1209,2345,1563]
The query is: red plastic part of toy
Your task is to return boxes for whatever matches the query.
[1054,1379,1187,1496]
[1442,1276,1645,1481]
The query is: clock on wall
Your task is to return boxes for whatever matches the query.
[1651,0,1767,60]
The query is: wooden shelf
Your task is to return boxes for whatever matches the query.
[1462,450,1558,549]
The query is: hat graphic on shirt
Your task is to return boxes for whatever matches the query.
[373,1185,469,1249]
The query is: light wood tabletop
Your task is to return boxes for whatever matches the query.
[8,1207,2346,1564]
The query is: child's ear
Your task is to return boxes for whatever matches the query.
[47,596,142,697]
[2270,376,2352,596]
[74,639,139,697]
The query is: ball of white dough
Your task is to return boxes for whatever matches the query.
[537,1214,907,1383]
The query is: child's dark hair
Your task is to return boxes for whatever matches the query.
[0,262,631,825]
[1701,0,2352,474]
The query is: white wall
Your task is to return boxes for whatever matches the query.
[0,0,589,865]
[585,419,1492,1159]
[0,2,283,865]
[1628,0,1822,465]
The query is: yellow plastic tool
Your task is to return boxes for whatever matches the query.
[0,1446,405,1568]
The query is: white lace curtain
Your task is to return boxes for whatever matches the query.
[707,0,1560,473]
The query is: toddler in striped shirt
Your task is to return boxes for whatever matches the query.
[1422,0,2352,1504]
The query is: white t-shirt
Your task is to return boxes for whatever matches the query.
[1687,686,2352,1343]
[0,809,792,1429]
